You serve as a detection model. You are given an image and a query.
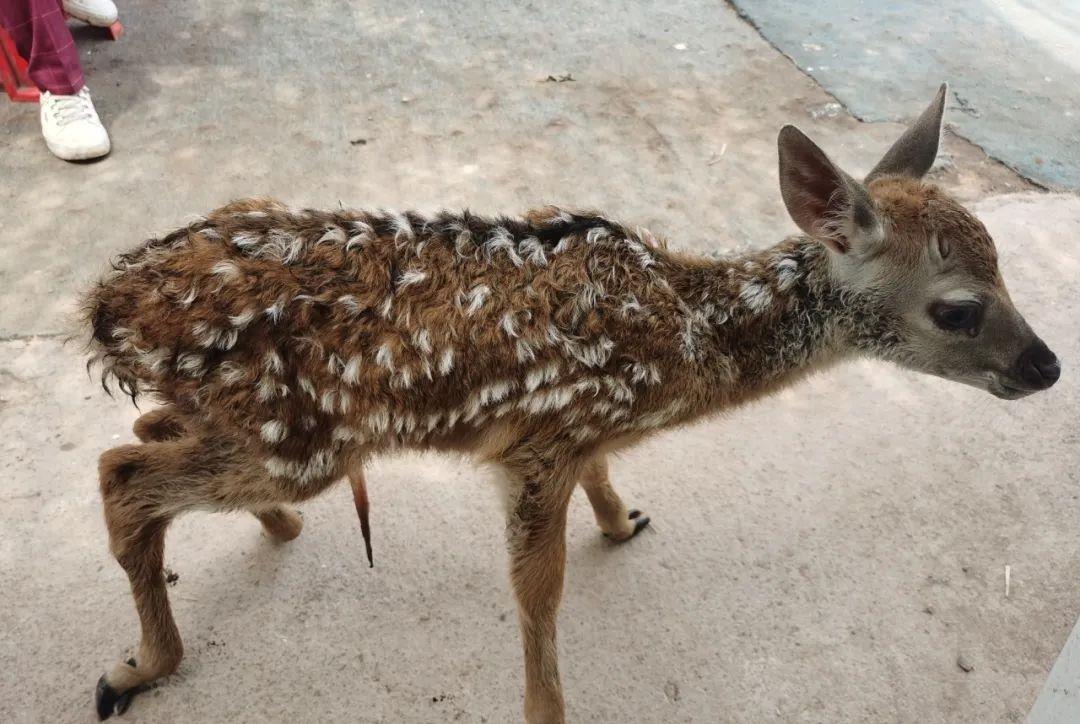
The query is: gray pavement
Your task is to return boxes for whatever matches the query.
[730,0,1080,189]
[1,2,1077,722]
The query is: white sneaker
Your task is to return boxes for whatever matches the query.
[62,0,118,27]
[40,87,112,161]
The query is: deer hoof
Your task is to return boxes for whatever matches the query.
[627,509,651,537]
[95,660,139,720]
[604,510,651,542]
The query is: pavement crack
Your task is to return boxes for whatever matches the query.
[723,0,1043,191]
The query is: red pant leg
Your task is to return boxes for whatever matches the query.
[0,0,84,94]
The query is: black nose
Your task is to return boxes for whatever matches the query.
[1015,339,1061,390]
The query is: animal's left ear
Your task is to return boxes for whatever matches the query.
[866,83,948,182]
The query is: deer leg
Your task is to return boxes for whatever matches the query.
[500,454,580,724]
[132,406,187,442]
[252,505,304,542]
[95,434,292,719]
[132,407,305,543]
[578,454,650,542]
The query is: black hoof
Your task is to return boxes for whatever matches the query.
[627,509,651,538]
[95,661,140,720]
[603,510,651,542]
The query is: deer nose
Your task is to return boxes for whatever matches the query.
[1015,339,1060,390]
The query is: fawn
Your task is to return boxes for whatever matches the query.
[85,85,1059,722]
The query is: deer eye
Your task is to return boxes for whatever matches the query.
[930,300,982,334]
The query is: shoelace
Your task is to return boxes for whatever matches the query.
[46,88,97,127]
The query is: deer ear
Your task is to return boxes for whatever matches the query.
[777,125,881,255]
[866,83,948,181]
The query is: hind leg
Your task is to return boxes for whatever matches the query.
[578,454,649,542]
[94,434,289,718]
[132,406,188,443]
[253,506,304,542]
[133,407,304,543]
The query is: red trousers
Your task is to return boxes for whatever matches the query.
[0,0,83,94]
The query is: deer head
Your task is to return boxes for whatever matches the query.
[777,84,1060,399]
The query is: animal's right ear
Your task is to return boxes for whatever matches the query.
[777,125,881,255]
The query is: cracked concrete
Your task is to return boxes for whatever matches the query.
[1,1,1077,722]
[729,0,1080,189]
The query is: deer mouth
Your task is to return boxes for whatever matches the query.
[988,376,1040,400]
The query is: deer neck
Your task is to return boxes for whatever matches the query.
[665,236,882,406]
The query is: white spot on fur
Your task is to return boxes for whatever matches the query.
[332,426,360,443]
[465,284,491,316]
[342,355,363,385]
[229,307,257,328]
[500,312,519,338]
[518,237,548,266]
[266,230,303,263]
[261,420,287,443]
[453,225,474,257]
[398,269,428,288]
[391,213,415,243]
[391,367,414,390]
[586,227,610,244]
[624,238,655,269]
[774,257,799,292]
[232,231,260,250]
[516,339,537,363]
[365,408,390,434]
[256,376,285,401]
[217,362,245,385]
[318,227,346,245]
[519,386,574,415]
[298,376,318,400]
[486,227,523,266]
[525,361,560,392]
[739,280,773,313]
[602,375,634,403]
[376,343,394,371]
[264,296,286,323]
[136,347,171,376]
[438,348,455,376]
[379,297,393,318]
[176,352,205,377]
[572,377,602,396]
[413,329,432,355]
[568,337,615,368]
[346,221,373,251]
[319,390,337,414]
[627,361,661,385]
[337,295,363,316]
[264,350,284,375]
[552,236,574,254]
[263,449,338,485]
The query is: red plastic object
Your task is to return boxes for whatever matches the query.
[0,27,39,102]
[1,16,123,103]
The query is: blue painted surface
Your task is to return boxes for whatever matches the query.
[730,0,1080,188]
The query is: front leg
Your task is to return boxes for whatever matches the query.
[500,455,579,724]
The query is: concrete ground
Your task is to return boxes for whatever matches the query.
[0,1,1077,722]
